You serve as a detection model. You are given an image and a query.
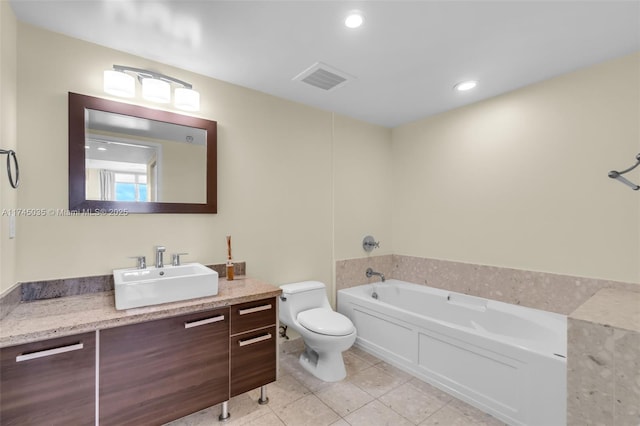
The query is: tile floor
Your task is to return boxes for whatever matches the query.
[166,338,506,426]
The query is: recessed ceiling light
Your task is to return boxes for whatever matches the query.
[454,80,478,92]
[97,147,107,151]
[345,12,364,29]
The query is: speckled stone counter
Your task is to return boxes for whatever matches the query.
[0,277,281,348]
[567,288,640,426]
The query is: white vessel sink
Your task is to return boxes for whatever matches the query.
[113,263,219,310]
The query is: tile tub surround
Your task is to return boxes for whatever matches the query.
[567,288,640,426]
[165,338,506,426]
[335,255,394,291]
[0,274,276,348]
[0,261,246,320]
[336,255,638,315]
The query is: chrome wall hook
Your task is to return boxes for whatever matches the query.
[608,153,640,191]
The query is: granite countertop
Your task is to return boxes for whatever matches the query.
[570,287,640,332]
[0,277,281,348]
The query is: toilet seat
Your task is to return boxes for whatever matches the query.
[297,308,355,336]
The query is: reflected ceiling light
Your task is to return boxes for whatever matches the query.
[345,12,364,28]
[454,80,478,92]
[103,65,200,111]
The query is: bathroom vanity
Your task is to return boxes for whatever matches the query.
[0,277,279,425]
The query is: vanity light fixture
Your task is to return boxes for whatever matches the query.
[174,87,201,112]
[103,65,200,111]
[454,80,478,92]
[104,70,135,98]
[141,77,171,103]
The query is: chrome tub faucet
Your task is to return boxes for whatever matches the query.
[366,268,385,282]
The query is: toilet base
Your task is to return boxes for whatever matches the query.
[298,346,347,382]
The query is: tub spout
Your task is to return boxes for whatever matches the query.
[366,268,385,282]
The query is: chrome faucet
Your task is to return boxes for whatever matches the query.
[365,267,385,282]
[155,246,166,268]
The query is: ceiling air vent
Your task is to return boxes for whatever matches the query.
[293,62,354,91]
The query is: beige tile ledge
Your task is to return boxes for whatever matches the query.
[570,288,640,332]
[0,276,281,348]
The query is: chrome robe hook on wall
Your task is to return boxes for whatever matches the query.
[0,149,19,189]
[608,153,640,191]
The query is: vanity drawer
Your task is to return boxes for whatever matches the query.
[231,297,276,335]
[230,326,277,397]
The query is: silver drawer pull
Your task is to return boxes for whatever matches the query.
[238,333,272,347]
[184,315,225,329]
[16,342,84,362]
[238,304,272,315]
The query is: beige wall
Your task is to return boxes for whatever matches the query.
[333,114,393,261]
[392,52,640,284]
[4,14,638,296]
[0,1,18,294]
[159,141,206,203]
[7,22,391,301]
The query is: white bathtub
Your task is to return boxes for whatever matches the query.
[337,280,566,426]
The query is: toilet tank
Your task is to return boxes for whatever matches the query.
[280,281,331,318]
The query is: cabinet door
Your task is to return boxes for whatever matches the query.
[99,308,229,426]
[0,332,96,426]
[230,326,277,397]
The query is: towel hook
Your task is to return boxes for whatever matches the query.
[608,153,640,191]
[0,149,19,189]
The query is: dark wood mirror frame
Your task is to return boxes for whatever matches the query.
[68,92,217,213]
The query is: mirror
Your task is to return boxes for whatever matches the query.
[69,92,217,213]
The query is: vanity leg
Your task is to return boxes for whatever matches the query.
[218,400,230,422]
[258,385,269,405]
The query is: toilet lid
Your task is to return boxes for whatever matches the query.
[297,308,355,336]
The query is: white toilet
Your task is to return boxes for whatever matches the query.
[279,281,356,382]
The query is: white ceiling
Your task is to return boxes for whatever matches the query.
[10,0,640,128]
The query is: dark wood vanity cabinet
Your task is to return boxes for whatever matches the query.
[230,298,277,397]
[0,296,279,425]
[99,308,230,426]
[0,332,96,426]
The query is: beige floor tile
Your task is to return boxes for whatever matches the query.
[279,351,303,375]
[343,350,374,376]
[347,345,383,365]
[446,399,507,425]
[223,393,273,425]
[343,400,414,426]
[419,405,478,426]
[379,381,448,424]
[272,394,339,426]
[242,411,285,426]
[375,360,414,384]
[248,373,310,410]
[408,377,453,405]
[315,380,375,417]
[348,365,406,398]
[329,419,350,426]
